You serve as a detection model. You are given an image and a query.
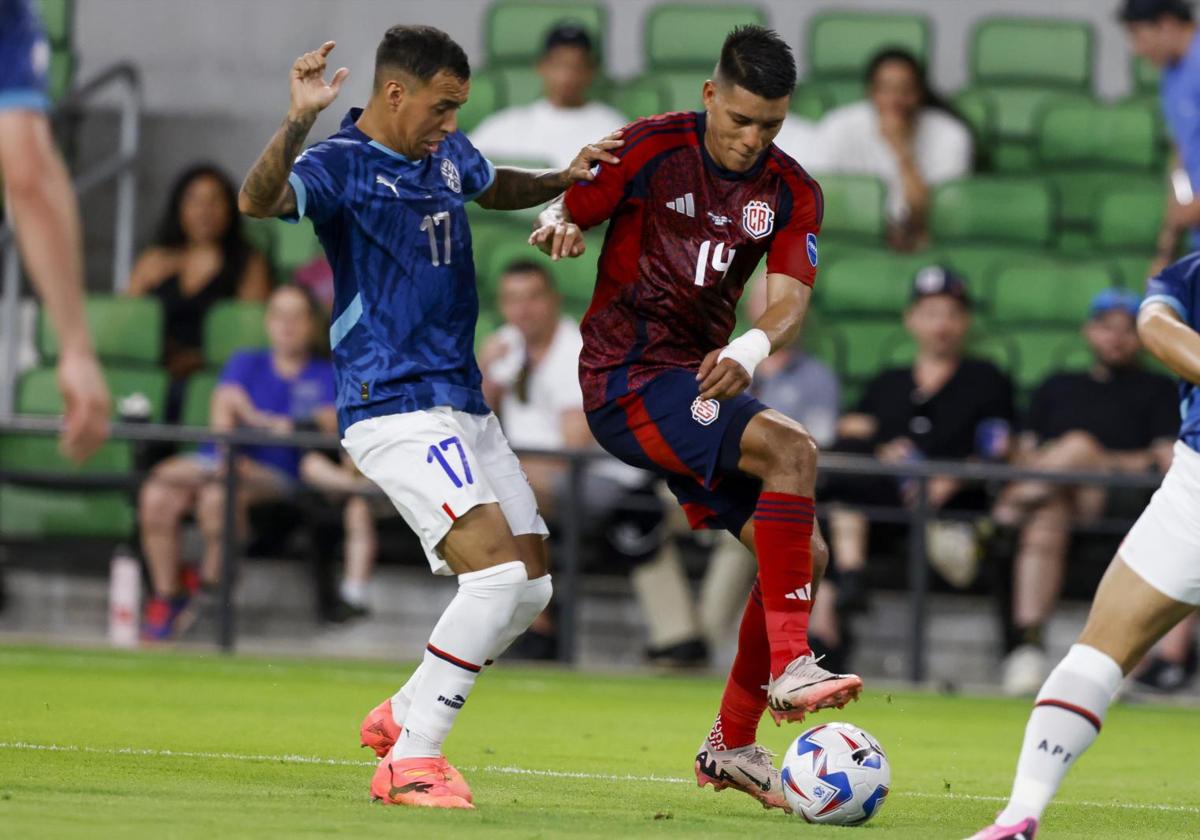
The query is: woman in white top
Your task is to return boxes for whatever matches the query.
[813,49,974,251]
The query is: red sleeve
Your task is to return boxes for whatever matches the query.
[564,112,696,230]
[766,171,823,287]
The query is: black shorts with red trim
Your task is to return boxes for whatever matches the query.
[586,368,766,536]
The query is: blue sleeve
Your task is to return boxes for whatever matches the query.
[218,351,257,389]
[1143,264,1192,322]
[283,141,344,225]
[451,132,497,202]
[316,361,335,405]
[0,5,50,112]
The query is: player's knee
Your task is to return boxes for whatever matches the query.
[764,424,819,478]
[459,560,529,627]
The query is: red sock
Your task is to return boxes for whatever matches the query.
[753,491,815,676]
[708,580,769,750]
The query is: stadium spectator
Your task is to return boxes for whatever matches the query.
[479,260,706,664]
[993,289,1179,695]
[137,285,334,640]
[805,49,973,251]
[469,23,627,169]
[820,266,1016,666]
[1121,0,1200,274]
[127,164,271,419]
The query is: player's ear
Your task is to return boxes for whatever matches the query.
[701,79,717,111]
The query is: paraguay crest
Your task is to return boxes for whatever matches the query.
[741,200,774,239]
[441,158,462,193]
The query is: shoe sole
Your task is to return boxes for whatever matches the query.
[767,675,864,725]
[370,793,474,809]
[693,761,788,812]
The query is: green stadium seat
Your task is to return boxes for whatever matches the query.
[956,87,1093,172]
[971,18,1092,88]
[271,217,323,278]
[657,70,711,112]
[1133,56,1159,95]
[48,46,73,101]
[791,84,834,120]
[609,77,667,120]
[36,0,73,47]
[815,252,925,316]
[882,330,1018,376]
[489,66,613,110]
[986,263,1119,325]
[934,246,1057,295]
[457,68,505,134]
[180,371,220,429]
[485,1,605,66]
[1045,172,1159,245]
[1111,256,1155,290]
[17,365,169,422]
[817,174,887,241]
[1008,327,1090,392]
[808,12,930,81]
[645,4,766,69]
[1036,101,1159,170]
[241,216,275,256]
[38,295,162,365]
[203,300,268,368]
[931,178,1056,247]
[807,79,869,110]
[835,318,908,384]
[1093,183,1164,252]
[796,316,844,378]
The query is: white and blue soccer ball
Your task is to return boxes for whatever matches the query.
[779,722,891,826]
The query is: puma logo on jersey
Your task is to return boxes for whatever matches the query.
[376,174,401,197]
[666,192,695,217]
[784,584,812,601]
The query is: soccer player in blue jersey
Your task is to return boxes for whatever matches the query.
[238,27,620,809]
[0,0,108,462]
[969,254,1200,838]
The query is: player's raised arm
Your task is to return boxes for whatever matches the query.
[238,41,348,219]
[697,273,813,402]
[475,130,622,211]
[1138,302,1200,384]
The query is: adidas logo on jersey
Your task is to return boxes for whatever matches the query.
[666,192,695,217]
[784,584,812,601]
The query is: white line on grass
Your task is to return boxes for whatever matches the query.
[1,741,1197,816]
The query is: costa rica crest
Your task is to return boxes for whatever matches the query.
[742,200,774,239]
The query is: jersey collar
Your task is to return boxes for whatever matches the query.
[340,108,417,163]
[695,110,769,182]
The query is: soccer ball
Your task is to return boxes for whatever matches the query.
[779,722,891,826]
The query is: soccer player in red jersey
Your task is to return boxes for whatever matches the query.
[531,26,863,811]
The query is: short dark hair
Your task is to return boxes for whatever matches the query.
[375,25,470,88]
[714,25,796,100]
[543,22,595,58]
[1118,0,1194,23]
[500,259,557,291]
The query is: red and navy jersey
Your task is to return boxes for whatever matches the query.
[564,111,823,411]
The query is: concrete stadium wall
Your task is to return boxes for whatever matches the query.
[69,0,1142,286]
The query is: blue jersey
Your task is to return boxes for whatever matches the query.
[1143,252,1200,453]
[1162,30,1200,249]
[0,0,49,112]
[285,108,496,433]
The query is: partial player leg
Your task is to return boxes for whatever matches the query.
[968,558,1195,839]
[736,410,863,722]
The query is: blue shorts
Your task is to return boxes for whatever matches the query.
[586,368,767,536]
[0,2,50,112]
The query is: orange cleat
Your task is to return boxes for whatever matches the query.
[360,698,402,758]
[370,755,474,809]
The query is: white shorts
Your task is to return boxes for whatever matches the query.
[1119,441,1200,606]
[342,408,548,575]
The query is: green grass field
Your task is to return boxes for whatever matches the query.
[0,646,1196,838]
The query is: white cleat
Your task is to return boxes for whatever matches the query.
[694,740,788,811]
[766,653,863,725]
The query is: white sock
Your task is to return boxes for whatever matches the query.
[390,574,552,725]
[340,578,367,607]
[391,560,527,760]
[996,644,1124,824]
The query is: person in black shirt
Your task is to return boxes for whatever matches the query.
[993,289,1179,695]
[817,267,1016,665]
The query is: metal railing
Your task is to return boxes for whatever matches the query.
[0,63,143,417]
[0,414,1166,680]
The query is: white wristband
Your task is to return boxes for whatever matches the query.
[717,328,771,378]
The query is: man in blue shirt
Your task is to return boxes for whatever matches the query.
[1122,0,1200,271]
[968,255,1200,838]
[0,0,108,461]
[238,26,619,810]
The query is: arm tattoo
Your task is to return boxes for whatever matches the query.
[476,167,569,210]
[239,111,317,217]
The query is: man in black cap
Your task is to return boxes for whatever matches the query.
[470,22,627,169]
[1119,1,1200,271]
[819,266,1016,667]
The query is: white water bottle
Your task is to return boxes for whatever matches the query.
[108,546,141,648]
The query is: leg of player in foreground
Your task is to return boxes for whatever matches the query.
[969,293,1200,839]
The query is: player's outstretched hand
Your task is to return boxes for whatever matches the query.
[290,41,349,117]
[563,130,624,185]
[529,221,585,260]
[57,348,110,464]
[696,348,751,401]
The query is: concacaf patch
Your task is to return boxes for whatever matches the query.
[806,232,819,268]
[741,200,775,240]
[691,396,720,426]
